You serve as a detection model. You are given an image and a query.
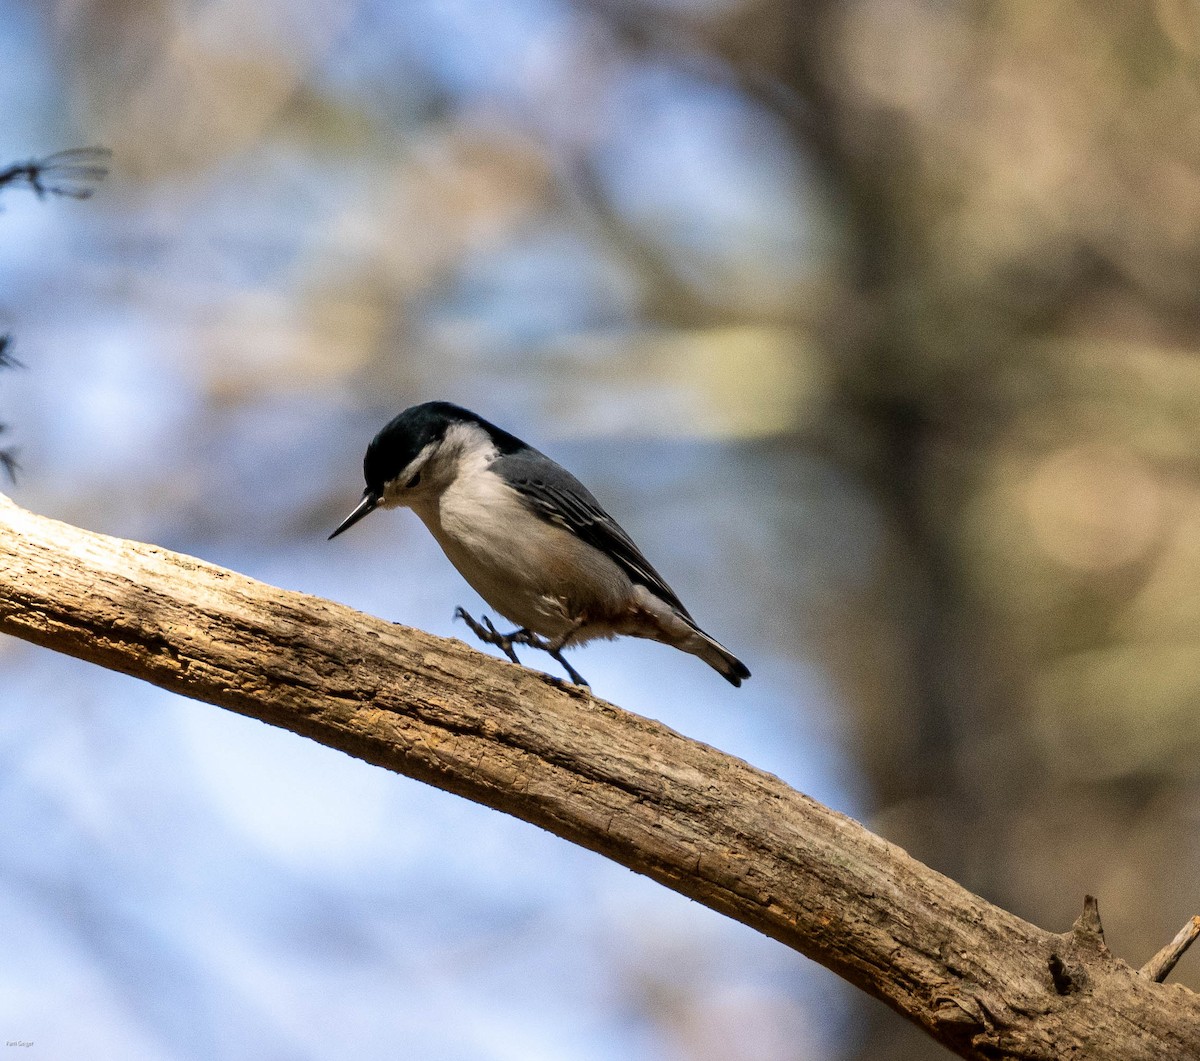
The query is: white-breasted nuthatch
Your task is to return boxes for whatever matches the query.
[329,401,750,688]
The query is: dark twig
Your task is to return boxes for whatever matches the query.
[0,335,19,483]
[0,148,108,482]
[1139,916,1200,984]
[0,334,22,370]
[0,438,18,484]
[0,147,111,201]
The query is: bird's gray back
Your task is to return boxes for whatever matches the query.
[491,450,692,619]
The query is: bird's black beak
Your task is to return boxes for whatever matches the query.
[328,491,380,540]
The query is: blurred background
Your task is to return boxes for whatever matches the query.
[3,1,1200,1058]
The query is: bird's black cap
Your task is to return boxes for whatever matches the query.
[362,401,529,495]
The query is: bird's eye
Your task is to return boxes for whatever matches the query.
[405,471,422,489]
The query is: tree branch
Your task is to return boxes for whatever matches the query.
[0,493,1197,1059]
[1141,918,1200,985]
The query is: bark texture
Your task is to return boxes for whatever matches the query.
[1,493,1198,1060]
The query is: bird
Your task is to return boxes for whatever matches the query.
[328,401,750,689]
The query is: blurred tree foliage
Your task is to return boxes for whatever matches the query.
[563,2,1200,1055]
[756,4,1200,1057]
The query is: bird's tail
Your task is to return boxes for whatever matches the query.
[684,625,751,687]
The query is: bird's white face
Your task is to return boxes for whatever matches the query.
[379,442,436,509]
[378,422,496,510]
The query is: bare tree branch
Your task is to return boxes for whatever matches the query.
[1142,918,1200,985]
[0,492,1198,1060]
[0,147,111,201]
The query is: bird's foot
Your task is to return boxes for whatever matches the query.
[454,607,522,665]
[453,607,589,687]
[509,628,589,687]
[547,646,589,688]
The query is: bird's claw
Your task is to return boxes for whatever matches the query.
[545,648,589,688]
[508,627,589,687]
[454,607,589,687]
[454,607,522,665]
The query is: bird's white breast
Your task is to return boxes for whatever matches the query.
[409,439,630,637]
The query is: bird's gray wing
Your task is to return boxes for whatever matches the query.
[495,452,692,618]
